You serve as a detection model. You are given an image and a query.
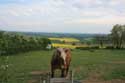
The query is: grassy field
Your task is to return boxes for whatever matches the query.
[0,49,125,83]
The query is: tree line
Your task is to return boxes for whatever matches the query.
[0,31,51,55]
[94,24,125,49]
[0,24,125,55]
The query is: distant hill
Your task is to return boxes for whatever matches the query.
[4,31,107,40]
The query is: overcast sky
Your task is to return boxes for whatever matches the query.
[0,0,125,33]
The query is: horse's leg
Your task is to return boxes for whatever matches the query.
[66,67,69,76]
[51,68,54,78]
[61,69,65,77]
[61,69,67,77]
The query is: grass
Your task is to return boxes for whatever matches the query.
[0,49,125,83]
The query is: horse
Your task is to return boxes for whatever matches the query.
[51,48,71,78]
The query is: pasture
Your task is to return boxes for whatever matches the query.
[0,49,125,83]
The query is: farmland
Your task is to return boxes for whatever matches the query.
[49,38,80,42]
[0,31,125,83]
[0,49,125,83]
[51,43,76,49]
[49,37,87,49]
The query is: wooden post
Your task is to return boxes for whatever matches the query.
[48,72,51,83]
[39,74,42,83]
[71,70,74,83]
[70,70,74,83]
[43,80,46,83]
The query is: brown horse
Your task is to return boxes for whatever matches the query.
[51,48,71,78]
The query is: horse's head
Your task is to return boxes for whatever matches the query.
[52,48,66,68]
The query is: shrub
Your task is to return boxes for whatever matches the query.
[76,46,99,50]
[105,46,114,49]
[76,47,90,50]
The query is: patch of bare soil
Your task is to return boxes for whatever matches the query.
[82,70,125,83]
[30,70,49,75]
[27,79,38,83]
[82,79,125,83]
[28,71,50,83]
[83,70,103,82]
[75,66,82,72]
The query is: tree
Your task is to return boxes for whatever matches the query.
[0,30,52,55]
[122,25,125,47]
[111,24,125,48]
[95,35,108,48]
[42,38,51,50]
[0,31,4,38]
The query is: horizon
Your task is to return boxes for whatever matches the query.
[0,29,110,34]
[0,0,125,33]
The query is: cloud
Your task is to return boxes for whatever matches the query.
[65,15,125,25]
[0,0,125,33]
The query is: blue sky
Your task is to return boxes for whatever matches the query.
[0,0,125,33]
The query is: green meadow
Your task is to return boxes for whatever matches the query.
[0,49,125,83]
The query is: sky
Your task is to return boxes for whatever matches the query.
[0,0,125,33]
